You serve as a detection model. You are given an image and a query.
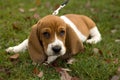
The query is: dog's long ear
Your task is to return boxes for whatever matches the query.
[62,24,84,59]
[28,24,47,64]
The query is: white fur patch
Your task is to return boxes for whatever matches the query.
[60,16,87,42]
[46,55,59,64]
[46,34,66,56]
[6,39,28,53]
[86,26,102,44]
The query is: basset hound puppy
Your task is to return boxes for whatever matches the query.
[6,14,102,64]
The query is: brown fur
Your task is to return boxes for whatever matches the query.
[65,14,96,37]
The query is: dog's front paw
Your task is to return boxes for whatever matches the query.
[6,47,15,53]
[86,39,96,44]
[6,46,19,53]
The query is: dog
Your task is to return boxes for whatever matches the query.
[6,14,102,64]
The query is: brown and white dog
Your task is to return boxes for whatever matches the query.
[6,14,101,64]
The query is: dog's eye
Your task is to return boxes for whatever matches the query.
[43,32,50,38]
[60,30,65,36]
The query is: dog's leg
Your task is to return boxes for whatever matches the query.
[86,27,102,44]
[6,39,28,53]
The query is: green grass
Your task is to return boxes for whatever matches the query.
[0,0,120,80]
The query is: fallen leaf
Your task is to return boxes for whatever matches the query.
[55,67,63,72]
[55,67,71,73]
[115,39,120,42]
[61,68,71,72]
[0,66,5,72]
[33,67,39,74]
[98,49,103,56]
[111,29,117,34]
[55,67,80,80]
[9,53,19,60]
[85,1,91,9]
[12,22,21,30]
[113,58,118,64]
[60,70,72,80]
[0,66,11,76]
[117,67,120,72]
[29,7,37,12]
[0,77,4,80]
[33,13,40,20]
[116,67,120,75]
[19,8,25,13]
[37,71,43,78]
[111,75,119,80]
[104,59,111,63]
[67,58,76,64]
[35,0,41,6]
[71,77,80,80]
[93,48,99,54]
[45,2,51,8]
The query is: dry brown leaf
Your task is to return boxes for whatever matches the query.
[12,22,21,30]
[19,8,25,13]
[55,67,80,80]
[60,71,72,80]
[111,75,119,80]
[37,71,43,78]
[104,59,111,63]
[0,77,4,80]
[33,13,40,20]
[35,0,41,6]
[29,7,37,12]
[113,58,118,64]
[71,77,80,80]
[67,58,76,64]
[98,49,103,55]
[33,67,39,75]
[9,53,19,60]
[55,67,63,72]
[45,2,51,8]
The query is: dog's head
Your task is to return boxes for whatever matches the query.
[37,15,67,56]
[28,15,84,64]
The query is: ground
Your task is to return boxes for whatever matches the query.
[0,0,120,80]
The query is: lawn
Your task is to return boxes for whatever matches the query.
[0,0,120,80]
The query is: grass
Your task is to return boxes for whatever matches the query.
[0,0,120,80]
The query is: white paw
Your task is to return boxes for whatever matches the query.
[6,47,15,53]
[6,46,19,53]
[86,39,97,44]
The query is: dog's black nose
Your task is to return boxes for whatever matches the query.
[52,45,61,53]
